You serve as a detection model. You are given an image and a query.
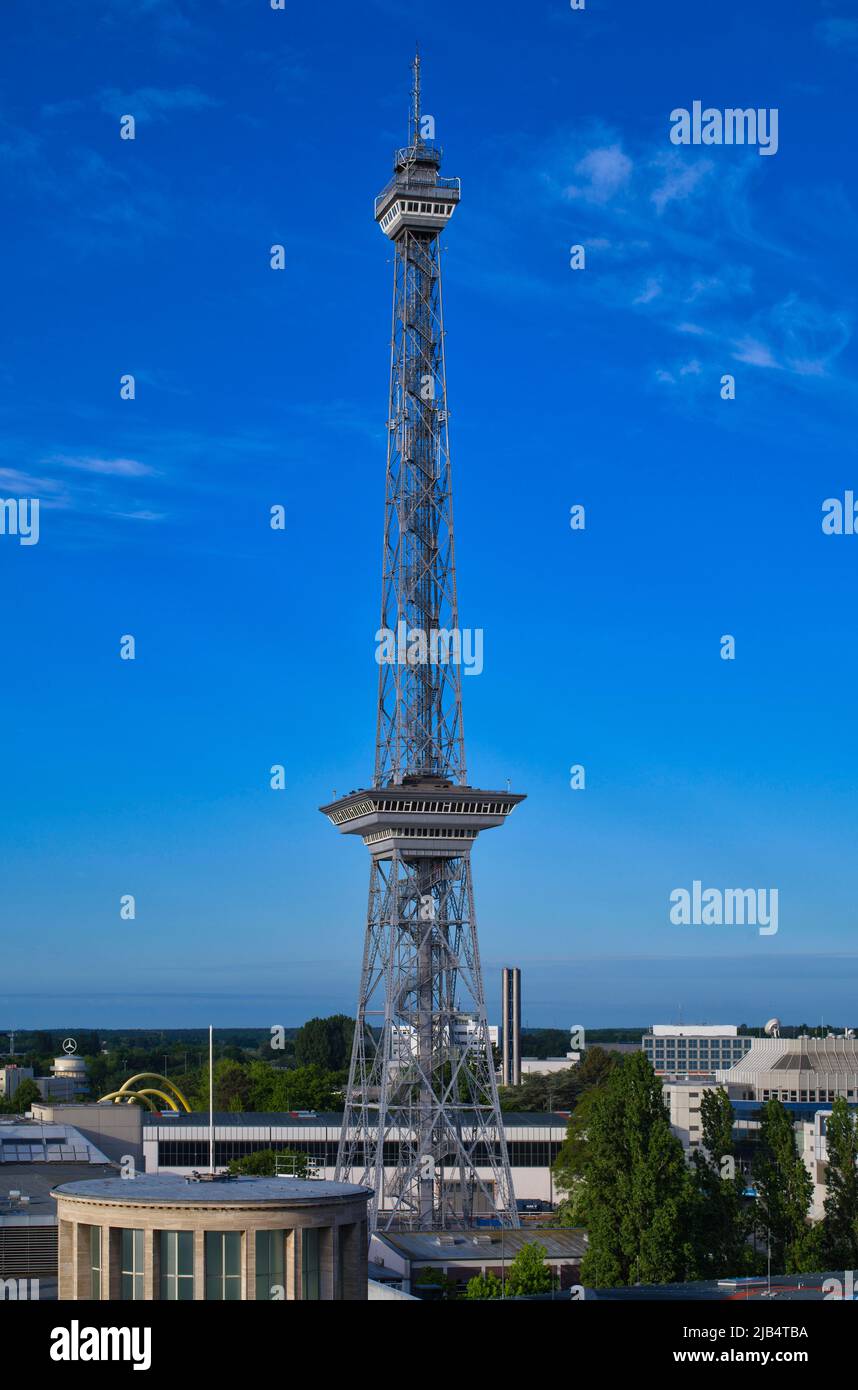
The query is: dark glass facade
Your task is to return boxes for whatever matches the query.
[205,1230,242,1300]
[120,1228,144,1300]
[255,1229,285,1301]
[160,1230,195,1300]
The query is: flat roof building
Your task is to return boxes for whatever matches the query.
[644,1025,751,1077]
[53,1173,371,1301]
[371,1226,587,1296]
[0,1066,34,1099]
[714,1035,858,1103]
[0,1116,115,1290]
[139,1110,568,1209]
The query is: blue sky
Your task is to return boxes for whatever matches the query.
[1,0,857,1030]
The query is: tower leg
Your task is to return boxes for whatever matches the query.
[337,851,519,1231]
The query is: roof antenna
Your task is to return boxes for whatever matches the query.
[411,44,422,146]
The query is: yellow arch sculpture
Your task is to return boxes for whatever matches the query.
[99,1089,159,1112]
[135,1088,183,1112]
[98,1072,193,1113]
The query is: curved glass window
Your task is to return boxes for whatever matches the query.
[160,1230,194,1301]
[255,1229,286,1300]
[302,1227,320,1300]
[205,1230,241,1300]
[120,1228,144,1301]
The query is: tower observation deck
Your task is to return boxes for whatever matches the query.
[321,53,523,1233]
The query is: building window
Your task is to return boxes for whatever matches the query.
[160,1230,195,1301]
[89,1226,102,1300]
[255,1229,285,1301]
[302,1227,321,1300]
[205,1231,242,1301]
[120,1228,144,1301]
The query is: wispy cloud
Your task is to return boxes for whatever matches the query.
[110,509,166,522]
[48,454,157,478]
[524,120,854,393]
[0,116,174,247]
[732,337,779,368]
[0,466,69,497]
[563,143,633,204]
[650,153,714,214]
[40,97,85,119]
[40,85,220,123]
[98,85,219,122]
[815,17,858,51]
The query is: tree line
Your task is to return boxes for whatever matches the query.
[554,1049,858,1284]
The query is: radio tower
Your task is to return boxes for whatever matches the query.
[321,52,523,1232]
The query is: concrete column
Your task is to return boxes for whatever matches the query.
[143,1228,156,1301]
[58,1218,75,1300]
[106,1227,122,1299]
[99,1223,110,1300]
[193,1228,205,1301]
[245,1227,256,1300]
[294,1227,304,1300]
[73,1221,96,1300]
[285,1227,298,1301]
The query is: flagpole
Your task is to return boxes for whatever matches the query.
[209,1024,214,1174]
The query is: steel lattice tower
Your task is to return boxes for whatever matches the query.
[321,54,523,1232]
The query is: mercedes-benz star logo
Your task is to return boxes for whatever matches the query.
[62,1038,77,1055]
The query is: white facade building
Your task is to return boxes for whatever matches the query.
[141,1110,565,1207]
[0,1066,34,1099]
[644,1025,751,1076]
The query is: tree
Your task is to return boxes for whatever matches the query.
[552,1052,622,1227]
[689,1087,756,1277]
[464,1270,503,1299]
[260,1064,342,1112]
[294,1016,354,1071]
[227,1148,308,1178]
[578,1052,698,1287]
[519,1029,570,1060]
[819,1096,858,1268]
[201,1058,254,1112]
[499,1066,580,1112]
[189,1059,342,1115]
[576,1045,618,1090]
[753,1099,813,1274]
[413,1267,455,1299]
[4,1078,42,1112]
[553,1086,601,1197]
[504,1242,553,1297]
